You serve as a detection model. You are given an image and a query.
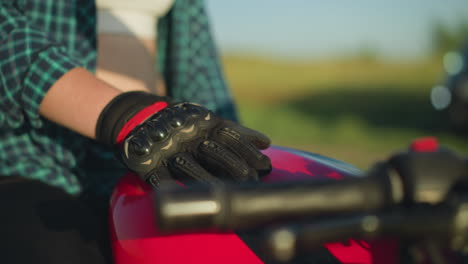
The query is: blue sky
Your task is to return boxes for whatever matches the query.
[206,0,468,59]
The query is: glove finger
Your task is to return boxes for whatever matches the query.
[216,127,272,176]
[198,140,257,182]
[169,153,223,185]
[146,166,179,188]
[224,121,271,149]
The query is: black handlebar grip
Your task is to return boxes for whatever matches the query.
[155,163,400,232]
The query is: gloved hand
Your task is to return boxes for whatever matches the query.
[96,91,271,187]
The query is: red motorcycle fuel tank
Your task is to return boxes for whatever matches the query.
[109,146,399,264]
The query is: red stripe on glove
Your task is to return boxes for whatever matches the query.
[116,102,168,144]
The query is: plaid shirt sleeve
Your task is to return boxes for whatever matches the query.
[157,0,239,122]
[0,3,82,129]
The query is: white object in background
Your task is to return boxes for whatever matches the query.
[96,0,175,38]
[443,52,464,75]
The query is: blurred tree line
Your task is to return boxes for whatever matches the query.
[431,19,468,55]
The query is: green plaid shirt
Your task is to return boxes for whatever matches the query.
[0,0,237,195]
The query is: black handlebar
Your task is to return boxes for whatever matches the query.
[155,163,401,231]
[153,144,468,261]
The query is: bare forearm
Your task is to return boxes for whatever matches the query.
[39,67,122,139]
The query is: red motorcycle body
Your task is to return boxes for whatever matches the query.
[109,146,399,264]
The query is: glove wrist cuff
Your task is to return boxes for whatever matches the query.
[96,91,170,146]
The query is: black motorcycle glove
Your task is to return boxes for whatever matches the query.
[96,91,272,187]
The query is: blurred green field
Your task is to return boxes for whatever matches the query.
[222,55,468,169]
